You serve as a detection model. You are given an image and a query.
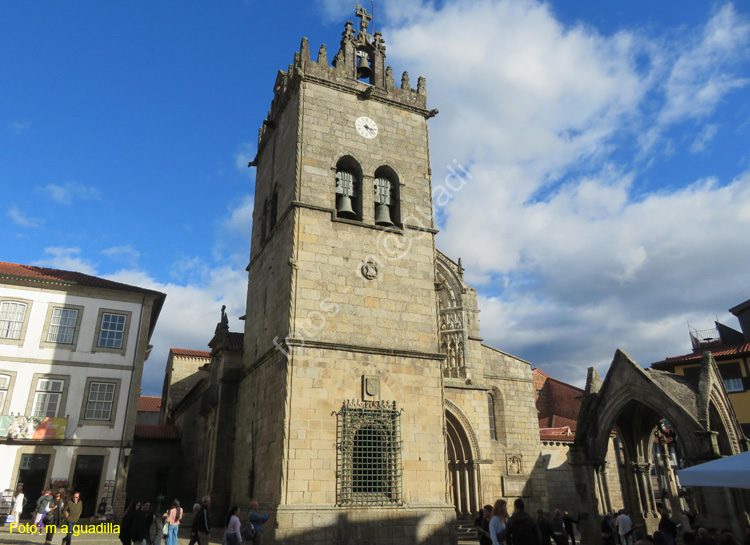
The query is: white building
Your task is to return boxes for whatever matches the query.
[0,262,165,519]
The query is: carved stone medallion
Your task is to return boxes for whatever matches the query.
[361,260,378,280]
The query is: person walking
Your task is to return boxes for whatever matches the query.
[11,485,25,522]
[34,490,54,530]
[507,499,542,545]
[130,501,149,545]
[62,491,83,545]
[147,503,163,545]
[247,500,273,545]
[119,501,140,545]
[43,492,64,545]
[476,505,494,545]
[490,499,509,545]
[165,499,183,545]
[658,509,678,545]
[601,515,616,545]
[616,510,633,545]
[224,506,243,545]
[189,495,211,545]
[551,510,567,545]
[562,511,579,545]
[537,510,553,545]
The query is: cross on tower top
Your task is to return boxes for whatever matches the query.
[355,4,372,33]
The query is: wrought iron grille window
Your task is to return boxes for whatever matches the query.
[336,400,402,506]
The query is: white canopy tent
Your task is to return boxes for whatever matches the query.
[678,451,750,489]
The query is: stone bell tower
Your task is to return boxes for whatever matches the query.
[234,7,455,544]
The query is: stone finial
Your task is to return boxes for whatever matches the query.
[372,31,385,50]
[417,76,426,95]
[317,44,328,65]
[342,20,355,43]
[401,71,410,90]
[385,66,395,88]
[333,48,345,69]
[300,37,310,61]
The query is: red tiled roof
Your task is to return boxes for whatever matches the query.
[137,396,161,412]
[170,348,211,358]
[540,426,575,442]
[533,368,585,393]
[539,415,578,430]
[228,332,244,351]
[0,262,165,297]
[651,342,750,368]
[134,424,179,440]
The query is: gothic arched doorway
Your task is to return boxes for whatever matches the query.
[446,409,480,517]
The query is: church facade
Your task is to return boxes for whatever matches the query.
[222,9,546,543]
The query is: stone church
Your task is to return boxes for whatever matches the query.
[153,8,748,545]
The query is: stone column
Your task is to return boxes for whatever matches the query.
[462,463,471,515]
[472,464,481,513]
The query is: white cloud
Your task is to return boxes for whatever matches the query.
[640,4,750,153]
[33,247,98,275]
[7,205,43,228]
[9,121,31,132]
[689,124,719,153]
[105,266,248,396]
[101,245,141,267]
[377,0,750,384]
[38,182,101,205]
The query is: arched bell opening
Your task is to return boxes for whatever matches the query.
[373,165,400,227]
[335,156,363,221]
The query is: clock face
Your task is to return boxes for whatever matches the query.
[355,116,378,139]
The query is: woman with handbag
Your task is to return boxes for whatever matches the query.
[490,499,509,545]
[165,500,182,545]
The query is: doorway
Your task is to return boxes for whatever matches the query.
[16,453,51,519]
[71,455,104,518]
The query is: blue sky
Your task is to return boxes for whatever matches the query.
[2,1,749,395]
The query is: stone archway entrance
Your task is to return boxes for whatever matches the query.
[572,350,749,542]
[446,410,480,517]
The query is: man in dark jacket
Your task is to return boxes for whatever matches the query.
[562,511,579,545]
[130,501,149,544]
[537,509,553,545]
[508,499,542,545]
[658,509,678,545]
[189,495,211,545]
[475,505,493,545]
[62,492,82,545]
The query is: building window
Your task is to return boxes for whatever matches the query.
[0,301,27,340]
[336,400,402,506]
[32,379,64,417]
[0,374,10,412]
[488,393,497,441]
[46,308,79,344]
[724,378,744,393]
[97,313,127,349]
[84,382,116,420]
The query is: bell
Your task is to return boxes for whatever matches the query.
[357,54,372,80]
[337,195,356,219]
[375,203,393,226]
